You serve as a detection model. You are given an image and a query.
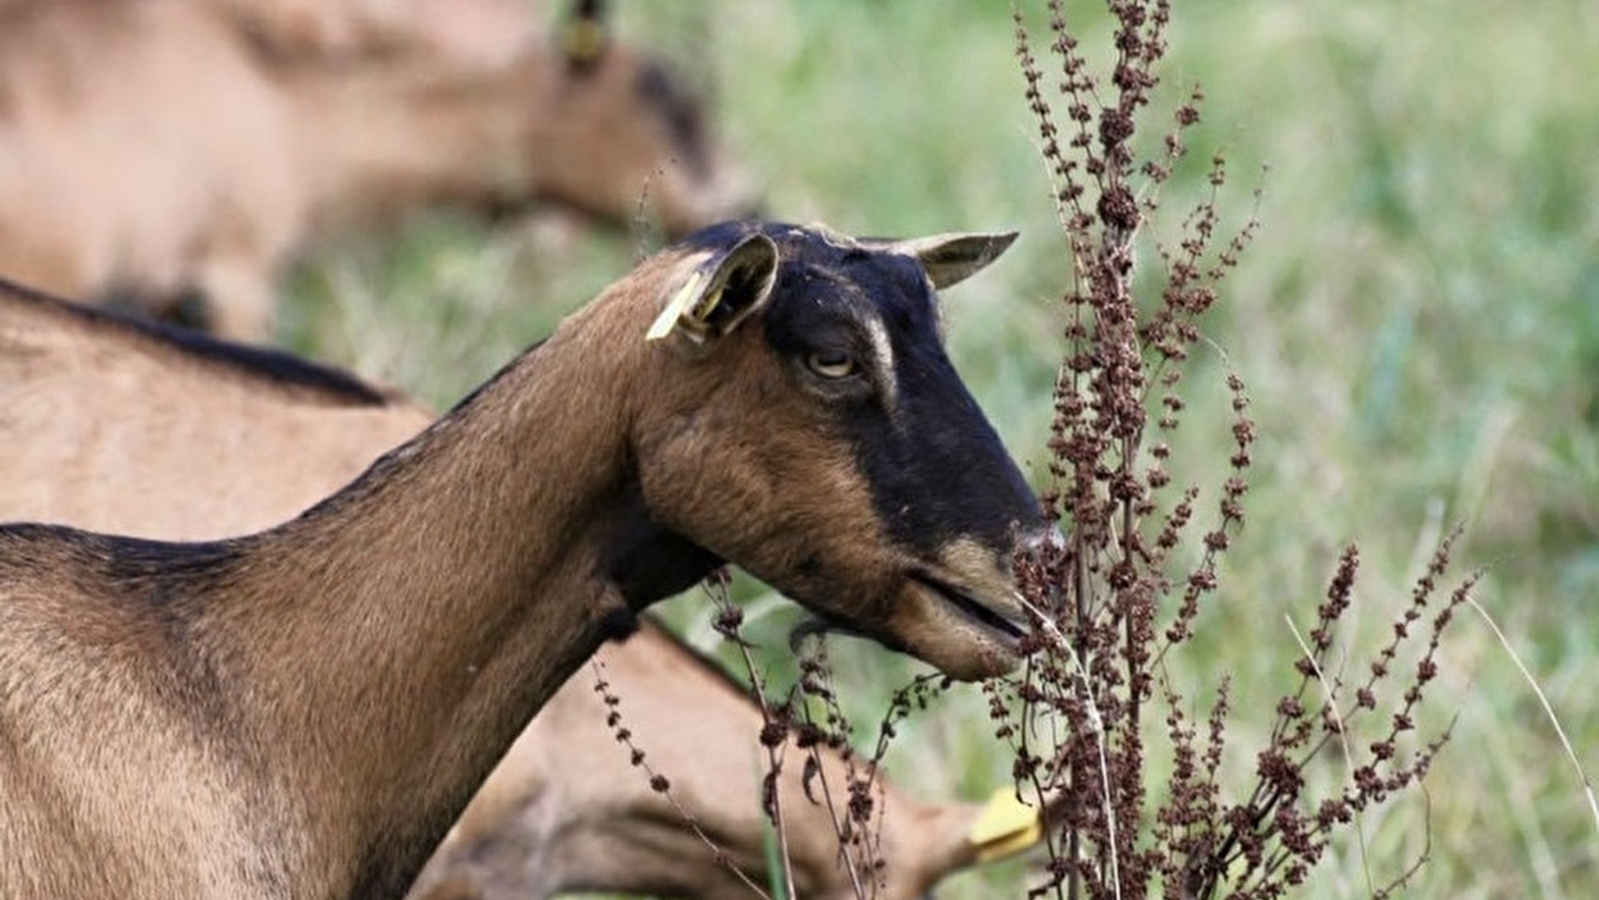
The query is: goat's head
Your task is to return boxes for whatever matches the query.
[529,3,756,237]
[630,221,1042,680]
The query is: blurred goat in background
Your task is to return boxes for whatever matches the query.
[0,0,754,340]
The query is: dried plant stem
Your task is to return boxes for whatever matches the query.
[1282,617,1376,898]
[796,738,870,900]
[1018,594,1123,900]
[1004,3,1474,899]
[714,591,801,899]
[589,657,774,900]
[789,639,876,900]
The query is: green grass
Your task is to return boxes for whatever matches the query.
[280,1,1599,896]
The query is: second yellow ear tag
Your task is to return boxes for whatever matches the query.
[968,788,1044,863]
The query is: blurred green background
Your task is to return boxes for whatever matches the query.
[279,1,1599,896]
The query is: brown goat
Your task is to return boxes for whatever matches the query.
[0,270,1044,900]
[0,221,1042,899]
[0,0,750,341]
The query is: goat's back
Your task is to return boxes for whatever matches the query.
[0,281,429,538]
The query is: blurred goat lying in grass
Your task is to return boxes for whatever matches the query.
[0,0,753,341]
[0,267,1045,899]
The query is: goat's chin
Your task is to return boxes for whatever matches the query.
[895,577,1026,681]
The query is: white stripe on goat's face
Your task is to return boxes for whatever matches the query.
[859,313,899,409]
[635,221,1042,680]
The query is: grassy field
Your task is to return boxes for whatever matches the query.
[280,1,1599,896]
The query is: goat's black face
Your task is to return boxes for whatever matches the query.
[755,232,1040,559]
[639,222,1042,680]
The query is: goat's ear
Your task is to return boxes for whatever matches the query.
[877,231,1019,290]
[647,234,779,345]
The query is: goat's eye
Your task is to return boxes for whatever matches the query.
[806,350,856,379]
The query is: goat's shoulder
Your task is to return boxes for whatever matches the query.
[0,523,242,637]
[0,524,245,724]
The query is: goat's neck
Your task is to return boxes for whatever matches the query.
[210,290,713,894]
[286,55,548,230]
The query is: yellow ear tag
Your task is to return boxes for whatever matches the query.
[968,788,1044,863]
[563,19,608,64]
[646,271,704,341]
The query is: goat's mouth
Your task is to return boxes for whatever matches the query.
[909,570,1028,649]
